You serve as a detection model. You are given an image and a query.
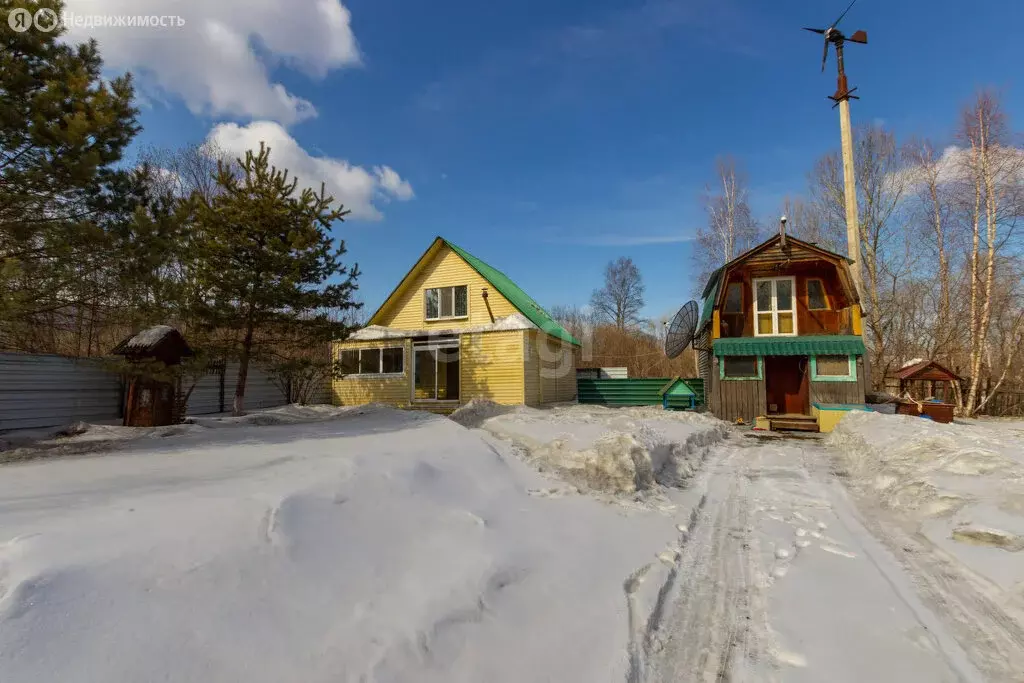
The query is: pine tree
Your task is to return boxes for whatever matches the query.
[189,144,360,415]
[0,0,139,349]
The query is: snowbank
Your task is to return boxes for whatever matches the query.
[0,404,382,463]
[828,411,1024,589]
[473,404,728,495]
[0,407,690,683]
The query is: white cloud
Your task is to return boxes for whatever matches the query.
[64,0,361,125]
[901,145,1024,189]
[373,166,415,201]
[207,121,414,221]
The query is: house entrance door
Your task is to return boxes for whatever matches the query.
[412,339,460,401]
[764,356,809,415]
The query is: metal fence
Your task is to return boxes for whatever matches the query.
[0,353,123,431]
[577,377,704,408]
[0,352,295,433]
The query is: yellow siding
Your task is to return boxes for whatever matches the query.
[331,339,411,407]
[460,330,525,404]
[536,333,577,404]
[376,245,518,330]
[523,330,540,406]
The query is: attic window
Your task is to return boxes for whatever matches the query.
[425,286,468,320]
[807,279,829,310]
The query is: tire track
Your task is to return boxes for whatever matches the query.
[647,445,768,683]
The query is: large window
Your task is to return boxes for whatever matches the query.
[724,282,743,313]
[721,355,761,380]
[425,285,468,320]
[807,279,829,311]
[339,347,404,375]
[753,277,797,336]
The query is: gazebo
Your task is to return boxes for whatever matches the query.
[893,359,960,424]
[112,326,194,427]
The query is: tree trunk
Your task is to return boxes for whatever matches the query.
[233,317,256,416]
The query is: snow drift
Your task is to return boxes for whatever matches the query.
[828,411,1024,588]
[471,404,728,495]
[0,407,692,683]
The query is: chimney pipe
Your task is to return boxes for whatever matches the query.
[779,215,788,248]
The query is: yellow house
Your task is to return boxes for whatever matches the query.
[332,237,580,410]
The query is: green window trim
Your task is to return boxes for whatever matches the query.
[810,354,857,382]
[720,356,763,381]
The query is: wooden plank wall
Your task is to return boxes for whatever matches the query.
[707,357,765,423]
[809,356,867,404]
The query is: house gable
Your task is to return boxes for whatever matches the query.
[698,235,862,338]
[370,239,519,330]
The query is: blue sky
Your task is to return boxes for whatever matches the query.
[85,0,1022,323]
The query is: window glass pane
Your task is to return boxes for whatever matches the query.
[425,289,439,318]
[776,279,794,311]
[440,287,454,317]
[454,286,468,317]
[778,312,794,334]
[756,281,772,312]
[382,347,404,374]
[807,279,828,310]
[816,355,850,376]
[757,313,774,335]
[339,350,359,374]
[724,356,758,378]
[359,348,381,374]
[724,283,743,313]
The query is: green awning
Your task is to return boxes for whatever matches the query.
[713,335,866,357]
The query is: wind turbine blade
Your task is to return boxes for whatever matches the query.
[821,39,829,72]
[803,27,826,34]
[832,0,858,28]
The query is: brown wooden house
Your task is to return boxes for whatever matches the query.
[695,234,868,431]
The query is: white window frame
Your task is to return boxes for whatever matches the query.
[339,346,405,378]
[424,285,469,321]
[752,276,798,337]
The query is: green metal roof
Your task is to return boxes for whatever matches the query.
[713,335,866,357]
[444,239,581,346]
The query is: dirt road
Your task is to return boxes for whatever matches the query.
[644,434,987,683]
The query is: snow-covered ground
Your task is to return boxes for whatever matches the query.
[0,405,717,683]
[2,404,1023,682]
[827,412,1024,680]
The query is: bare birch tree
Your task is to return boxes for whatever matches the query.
[693,157,760,286]
[957,92,1024,415]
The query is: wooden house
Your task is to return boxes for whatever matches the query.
[331,237,580,411]
[695,234,868,431]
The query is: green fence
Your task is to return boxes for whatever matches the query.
[577,377,704,408]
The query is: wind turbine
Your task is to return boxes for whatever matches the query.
[804,0,869,300]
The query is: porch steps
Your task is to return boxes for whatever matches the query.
[769,414,819,433]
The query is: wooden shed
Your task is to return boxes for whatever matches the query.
[893,359,960,424]
[112,326,194,427]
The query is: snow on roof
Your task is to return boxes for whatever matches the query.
[124,325,176,348]
[900,357,925,370]
[347,313,538,341]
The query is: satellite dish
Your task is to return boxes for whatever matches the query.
[665,300,699,359]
